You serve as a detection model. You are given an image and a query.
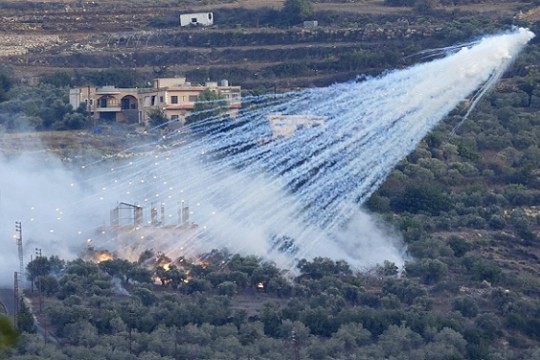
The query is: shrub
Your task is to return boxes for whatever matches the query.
[453,296,479,318]
[447,236,472,257]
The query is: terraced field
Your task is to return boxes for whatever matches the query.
[0,0,529,89]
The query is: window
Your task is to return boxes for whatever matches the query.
[208,13,212,20]
[191,18,197,23]
[151,96,156,105]
[171,115,179,121]
[99,97,107,107]
[121,98,130,110]
[160,96,164,103]
[171,96,178,104]
[188,95,198,102]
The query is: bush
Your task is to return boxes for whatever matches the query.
[488,214,507,230]
[472,260,504,285]
[217,281,238,296]
[453,296,479,318]
[133,286,157,306]
[393,183,452,215]
[447,236,472,257]
[184,278,212,294]
[281,0,314,25]
[0,71,14,102]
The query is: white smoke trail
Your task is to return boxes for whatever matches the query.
[0,28,534,283]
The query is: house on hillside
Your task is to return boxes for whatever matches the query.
[179,12,214,27]
[69,86,140,123]
[69,77,241,126]
[140,77,241,124]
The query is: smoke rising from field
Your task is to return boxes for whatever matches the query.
[0,28,534,286]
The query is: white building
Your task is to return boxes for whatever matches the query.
[180,12,214,27]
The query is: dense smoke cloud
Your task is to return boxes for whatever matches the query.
[0,153,90,285]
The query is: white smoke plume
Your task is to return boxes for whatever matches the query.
[0,28,534,285]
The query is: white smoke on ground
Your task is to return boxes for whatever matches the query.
[0,28,534,285]
[0,152,99,286]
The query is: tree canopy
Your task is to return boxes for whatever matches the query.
[185,89,228,124]
[281,0,314,25]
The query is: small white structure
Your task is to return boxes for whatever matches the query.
[268,113,325,137]
[180,12,214,27]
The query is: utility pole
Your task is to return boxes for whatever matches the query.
[30,255,33,294]
[15,222,24,283]
[13,272,18,328]
[35,248,43,313]
[291,331,300,360]
[128,308,135,354]
[14,222,23,328]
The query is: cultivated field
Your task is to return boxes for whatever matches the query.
[0,0,532,89]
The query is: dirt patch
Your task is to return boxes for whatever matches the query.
[0,34,62,57]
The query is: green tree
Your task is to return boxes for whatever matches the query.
[40,71,73,87]
[453,296,479,318]
[281,0,313,25]
[133,286,158,306]
[376,260,399,276]
[0,315,18,350]
[185,89,228,124]
[394,183,452,215]
[516,70,540,107]
[155,266,171,287]
[167,265,186,288]
[471,260,504,285]
[127,266,153,284]
[297,257,351,279]
[99,258,132,280]
[147,107,168,128]
[447,235,472,257]
[0,72,13,102]
[406,259,448,284]
[250,262,281,288]
[217,281,238,296]
[378,324,423,357]
[184,278,212,294]
[17,299,36,333]
[260,302,282,337]
[61,112,87,130]
[26,256,52,288]
[40,274,60,296]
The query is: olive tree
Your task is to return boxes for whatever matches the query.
[185,89,228,124]
[281,0,313,25]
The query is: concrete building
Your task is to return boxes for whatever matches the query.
[179,12,214,27]
[268,113,325,137]
[141,77,241,125]
[69,77,241,126]
[70,86,140,123]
